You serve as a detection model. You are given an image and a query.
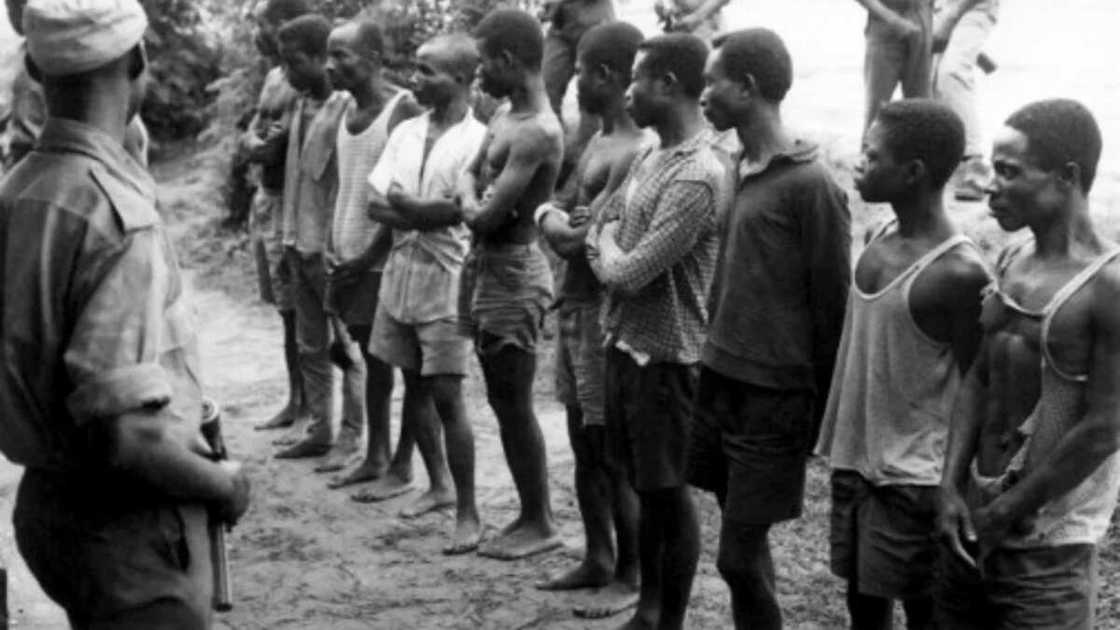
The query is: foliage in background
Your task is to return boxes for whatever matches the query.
[140,0,223,141]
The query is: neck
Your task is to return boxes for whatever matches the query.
[349,74,383,109]
[892,189,953,239]
[655,101,704,148]
[1029,198,1102,258]
[508,73,549,114]
[45,80,129,144]
[308,75,331,101]
[598,96,637,136]
[736,105,791,164]
[432,93,470,126]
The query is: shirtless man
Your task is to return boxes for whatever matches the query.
[458,8,565,560]
[815,99,989,630]
[533,21,645,617]
[937,99,1120,629]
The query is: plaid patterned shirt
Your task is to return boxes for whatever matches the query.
[591,130,728,365]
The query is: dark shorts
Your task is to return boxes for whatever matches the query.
[829,470,939,599]
[13,470,212,629]
[554,301,606,426]
[935,542,1098,630]
[325,266,381,328]
[459,242,553,356]
[605,346,697,492]
[686,366,815,525]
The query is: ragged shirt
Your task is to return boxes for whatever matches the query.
[368,109,486,324]
[973,240,1120,548]
[0,118,202,473]
[282,91,350,253]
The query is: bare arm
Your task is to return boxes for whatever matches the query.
[944,257,990,375]
[676,0,731,29]
[974,266,1120,543]
[853,0,920,35]
[937,342,989,564]
[462,125,555,235]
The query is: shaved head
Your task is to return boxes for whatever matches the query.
[418,33,479,83]
[329,19,384,62]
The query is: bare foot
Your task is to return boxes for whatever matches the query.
[573,581,640,619]
[535,562,612,591]
[442,515,483,555]
[477,519,562,560]
[255,406,297,430]
[314,446,362,474]
[399,488,455,519]
[350,473,414,503]
[327,461,385,490]
[271,417,311,446]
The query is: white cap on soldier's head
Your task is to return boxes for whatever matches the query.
[23,0,148,77]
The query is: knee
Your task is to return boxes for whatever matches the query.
[716,526,767,583]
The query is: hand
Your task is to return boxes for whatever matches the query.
[328,257,366,284]
[887,14,921,39]
[585,222,602,261]
[972,500,1022,551]
[936,487,978,568]
[386,181,410,208]
[216,460,251,526]
[673,11,702,33]
[569,205,591,228]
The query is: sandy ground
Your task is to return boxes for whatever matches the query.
[2,0,1120,628]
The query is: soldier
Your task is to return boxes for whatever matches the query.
[0,0,250,626]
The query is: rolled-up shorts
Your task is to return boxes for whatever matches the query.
[459,242,554,356]
[370,302,470,377]
[14,469,212,629]
[830,470,939,599]
[249,188,292,311]
[554,300,606,426]
[605,346,697,492]
[935,541,1098,630]
[686,366,815,524]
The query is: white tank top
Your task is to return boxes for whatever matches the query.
[331,91,406,264]
[816,222,981,486]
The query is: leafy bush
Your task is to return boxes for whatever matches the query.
[140,0,223,141]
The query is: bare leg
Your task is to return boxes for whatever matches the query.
[398,371,454,519]
[718,522,783,630]
[901,597,934,630]
[476,344,560,560]
[330,325,395,488]
[616,491,662,630]
[847,589,893,630]
[427,374,482,554]
[538,407,614,590]
[257,310,304,429]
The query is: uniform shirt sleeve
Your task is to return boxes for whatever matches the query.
[64,227,176,424]
[597,179,715,295]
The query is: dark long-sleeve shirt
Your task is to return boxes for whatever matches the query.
[702,140,851,396]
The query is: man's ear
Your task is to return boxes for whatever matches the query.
[500,48,516,70]
[738,72,758,98]
[127,43,147,80]
[905,159,928,186]
[1057,161,1082,192]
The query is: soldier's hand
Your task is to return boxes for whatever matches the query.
[886,14,921,40]
[217,460,251,526]
[569,205,591,228]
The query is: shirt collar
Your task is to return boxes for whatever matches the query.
[37,117,154,196]
[737,138,818,181]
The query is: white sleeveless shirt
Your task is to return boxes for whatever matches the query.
[816,223,983,486]
[331,91,406,265]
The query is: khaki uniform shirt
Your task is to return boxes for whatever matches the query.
[0,118,202,472]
